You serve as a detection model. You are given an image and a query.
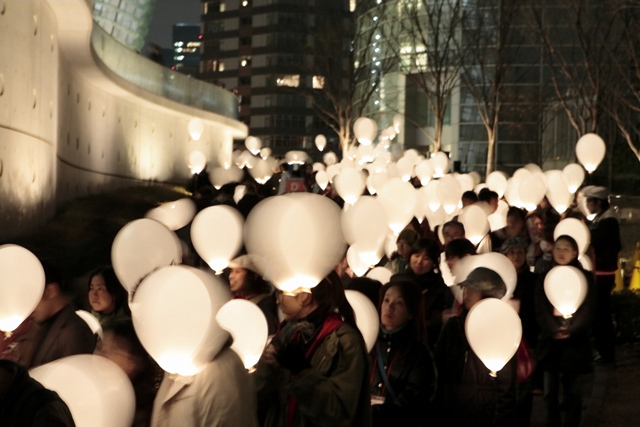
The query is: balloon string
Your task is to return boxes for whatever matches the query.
[490,370,497,378]
[3,330,12,339]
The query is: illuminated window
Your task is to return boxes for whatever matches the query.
[354,60,360,68]
[175,55,185,61]
[203,2,208,14]
[220,2,226,11]
[219,62,225,71]
[242,0,249,6]
[240,56,252,67]
[313,76,325,89]
[350,0,356,12]
[276,75,300,87]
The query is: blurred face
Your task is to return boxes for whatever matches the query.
[553,240,578,266]
[276,289,312,321]
[586,198,600,214]
[396,239,412,259]
[462,286,483,310]
[410,250,434,275]
[446,255,460,273]
[95,332,141,379]
[229,268,248,294]
[488,197,499,213]
[89,275,115,315]
[380,286,412,330]
[443,225,465,245]
[506,215,524,236]
[506,247,527,271]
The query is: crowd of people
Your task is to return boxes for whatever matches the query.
[0,161,622,427]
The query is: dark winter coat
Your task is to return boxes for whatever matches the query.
[589,209,621,272]
[370,326,437,427]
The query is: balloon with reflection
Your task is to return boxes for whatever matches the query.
[191,205,244,273]
[465,298,522,376]
[0,244,45,333]
[30,354,136,427]
[145,198,197,231]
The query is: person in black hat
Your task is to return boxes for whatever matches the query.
[433,267,517,426]
[583,186,620,365]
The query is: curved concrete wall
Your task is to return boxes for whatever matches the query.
[0,1,247,239]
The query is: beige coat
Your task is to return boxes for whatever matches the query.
[151,346,258,427]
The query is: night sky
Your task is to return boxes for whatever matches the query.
[146,0,202,48]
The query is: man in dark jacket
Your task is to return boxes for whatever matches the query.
[584,186,621,365]
[4,263,95,368]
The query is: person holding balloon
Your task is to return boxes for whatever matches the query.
[433,267,517,426]
[254,272,371,427]
[369,279,437,427]
[535,235,596,427]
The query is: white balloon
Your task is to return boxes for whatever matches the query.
[366,172,388,196]
[131,266,231,376]
[216,299,268,369]
[455,174,475,193]
[145,198,197,231]
[578,255,593,271]
[315,170,329,191]
[30,355,135,427]
[0,245,45,332]
[357,144,376,164]
[576,133,606,173]
[191,206,244,273]
[455,253,517,300]
[188,118,204,141]
[422,180,441,213]
[431,152,450,177]
[334,168,366,205]
[249,158,274,184]
[486,171,508,198]
[260,147,272,159]
[504,177,523,209]
[187,151,207,174]
[366,267,393,285]
[325,164,341,182]
[437,175,462,214]
[285,150,309,165]
[353,117,378,145]
[346,244,370,277]
[545,170,573,214]
[111,219,182,294]
[488,200,509,232]
[244,193,346,292]
[524,163,544,176]
[315,134,327,151]
[312,162,326,173]
[210,165,243,189]
[562,163,585,193]
[377,178,418,235]
[345,290,380,352]
[415,159,435,185]
[390,144,404,162]
[458,205,490,245]
[245,136,262,155]
[75,310,103,338]
[469,171,482,187]
[234,185,247,205]
[465,298,522,375]
[554,218,590,256]
[424,205,447,231]
[342,196,388,264]
[323,152,339,166]
[396,156,415,182]
[544,265,588,318]
[518,174,547,211]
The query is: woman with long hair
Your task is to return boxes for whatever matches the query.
[87,266,129,326]
[254,272,370,427]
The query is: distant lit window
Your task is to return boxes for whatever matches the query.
[277,75,300,87]
[203,2,208,14]
[174,41,184,47]
[350,0,356,12]
[313,76,325,89]
[220,2,226,12]
[240,56,252,67]
[354,60,360,68]
[219,62,225,71]
[242,0,249,6]
[175,55,185,62]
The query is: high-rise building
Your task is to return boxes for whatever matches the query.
[172,24,202,75]
[92,0,157,52]
[199,0,350,154]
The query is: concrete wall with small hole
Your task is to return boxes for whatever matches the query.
[0,1,246,239]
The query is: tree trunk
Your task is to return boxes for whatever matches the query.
[486,129,496,177]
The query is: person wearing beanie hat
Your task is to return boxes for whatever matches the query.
[583,186,620,365]
[433,266,517,426]
[389,229,419,274]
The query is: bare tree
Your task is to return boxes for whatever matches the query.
[298,1,393,158]
[457,0,521,175]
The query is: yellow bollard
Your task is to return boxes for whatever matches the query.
[629,260,640,291]
[613,259,625,293]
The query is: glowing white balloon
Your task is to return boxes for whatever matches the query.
[326,164,341,182]
[357,144,376,164]
[458,205,490,245]
[424,205,447,231]
[323,152,338,166]
[0,245,45,333]
[347,245,370,277]
[393,114,403,133]
[576,133,606,173]
[76,310,103,338]
[504,177,523,209]
[396,156,415,182]
[353,117,378,145]
[187,151,207,174]
[377,178,418,235]
[188,118,204,141]
[145,198,197,231]
[285,150,309,165]
[315,170,329,191]
[366,267,393,285]
[545,171,574,214]
[234,185,247,204]
[345,290,379,352]
[244,193,347,292]
[260,147,272,159]
[367,172,388,196]
[249,158,274,184]
[518,174,547,211]
[488,200,509,232]
[562,163,585,193]
[415,159,435,185]
[455,253,517,300]
[544,266,588,318]
[465,298,522,376]
[342,196,388,265]
[245,136,262,155]
[191,206,244,273]
[554,218,590,256]
[210,164,244,189]
[216,299,268,369]
[469,171,482,187]
[315,134,327,151]
[486,171,508,198]
[130,266,230,376]
[422,180,441,213]
[437,175,462,214]
[578,255,593,271]
[334,168,366,205]
[31,355,134,427]
[431,152,450,177]
[456,174,475,193]
[111,219,182,294]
